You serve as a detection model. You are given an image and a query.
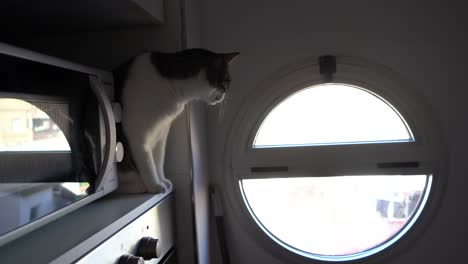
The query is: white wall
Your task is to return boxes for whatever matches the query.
[200,0,468,263]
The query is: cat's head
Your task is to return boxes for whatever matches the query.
[151,49,239,104]
[203,52,240,105]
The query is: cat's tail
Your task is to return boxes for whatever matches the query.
[116,169,148,194]
[163,178,173,192]
[117,169,173,194]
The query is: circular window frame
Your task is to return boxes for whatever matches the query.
[222,56,447,263]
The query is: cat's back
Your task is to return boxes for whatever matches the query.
[120,53,176,108]
[117,52,184,136]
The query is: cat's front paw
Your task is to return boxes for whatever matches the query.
[145,184,166,194]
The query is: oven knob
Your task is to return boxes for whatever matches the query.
[117,255,144,264]
[137,237,162,260]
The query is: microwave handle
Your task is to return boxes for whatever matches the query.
[89,75,118,193]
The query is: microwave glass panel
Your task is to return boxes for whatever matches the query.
[0,99,70,151]
[0,53,108,238]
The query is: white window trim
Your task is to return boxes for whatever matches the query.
[221,56,448,263]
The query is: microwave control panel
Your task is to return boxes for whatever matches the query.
[77,195,175,264]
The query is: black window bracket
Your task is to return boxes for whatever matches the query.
[319,55,336,83]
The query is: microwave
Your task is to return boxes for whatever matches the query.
[0,42,119,246]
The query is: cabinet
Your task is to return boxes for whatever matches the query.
[0,0,164,35]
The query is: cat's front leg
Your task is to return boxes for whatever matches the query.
[153,127,173,191]
[130,142,166,193]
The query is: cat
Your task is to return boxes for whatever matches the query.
[113,49,239,193]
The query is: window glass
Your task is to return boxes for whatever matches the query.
[254,84,412,148]
[241,175,429,257]
[0,99,70,151]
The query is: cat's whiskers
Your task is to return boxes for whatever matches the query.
[167,78,183,100]
[218,93,231,127]
[218,100,225,126]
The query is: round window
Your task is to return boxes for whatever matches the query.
[226,58,445,262]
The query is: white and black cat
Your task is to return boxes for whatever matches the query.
[114,49,239,193]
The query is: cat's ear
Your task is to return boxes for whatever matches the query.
[222,52,240,65]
